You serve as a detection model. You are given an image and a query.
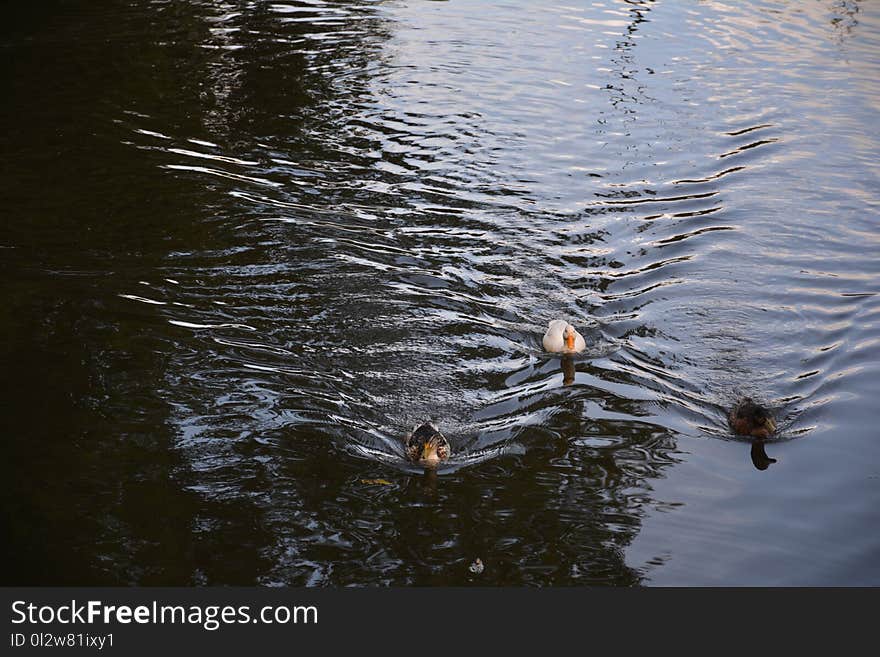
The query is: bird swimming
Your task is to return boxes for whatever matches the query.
[729,398,777,439]
[404,422,451,468]
[542,319,586,354]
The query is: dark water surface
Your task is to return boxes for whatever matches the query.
[3,0,879,585]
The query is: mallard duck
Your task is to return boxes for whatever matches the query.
[542,319,586,354]
[729,398,776,439]
[404,422,451,468]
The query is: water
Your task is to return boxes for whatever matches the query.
[2,0,879,586]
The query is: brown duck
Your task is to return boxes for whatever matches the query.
[729,398,776,439]
[404,422,451,468]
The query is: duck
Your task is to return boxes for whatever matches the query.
[542,319,586,354]
[404,422,451,468]
[728,398,776,439]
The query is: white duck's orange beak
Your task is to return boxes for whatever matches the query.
[565,333,575,350]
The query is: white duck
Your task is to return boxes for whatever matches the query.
[542,319,586,354]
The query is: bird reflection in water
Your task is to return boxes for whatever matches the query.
[750,440,778,471]
[420,468,439,494]
[561,355,575,386]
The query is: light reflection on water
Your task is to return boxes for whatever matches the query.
[2,0,879,585]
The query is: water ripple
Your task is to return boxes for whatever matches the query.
[98,0,880,584]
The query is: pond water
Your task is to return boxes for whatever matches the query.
[2,0,879,586]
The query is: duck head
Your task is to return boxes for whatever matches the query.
[405,422,451,468]
[563,324,577,351]
[730,399,777,439]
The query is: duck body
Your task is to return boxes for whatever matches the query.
[729,398,776,439]
[404,422,451,468]
[542,319,586,354]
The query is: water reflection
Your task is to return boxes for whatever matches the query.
[750,440,778,471]
[561,356,576,386]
